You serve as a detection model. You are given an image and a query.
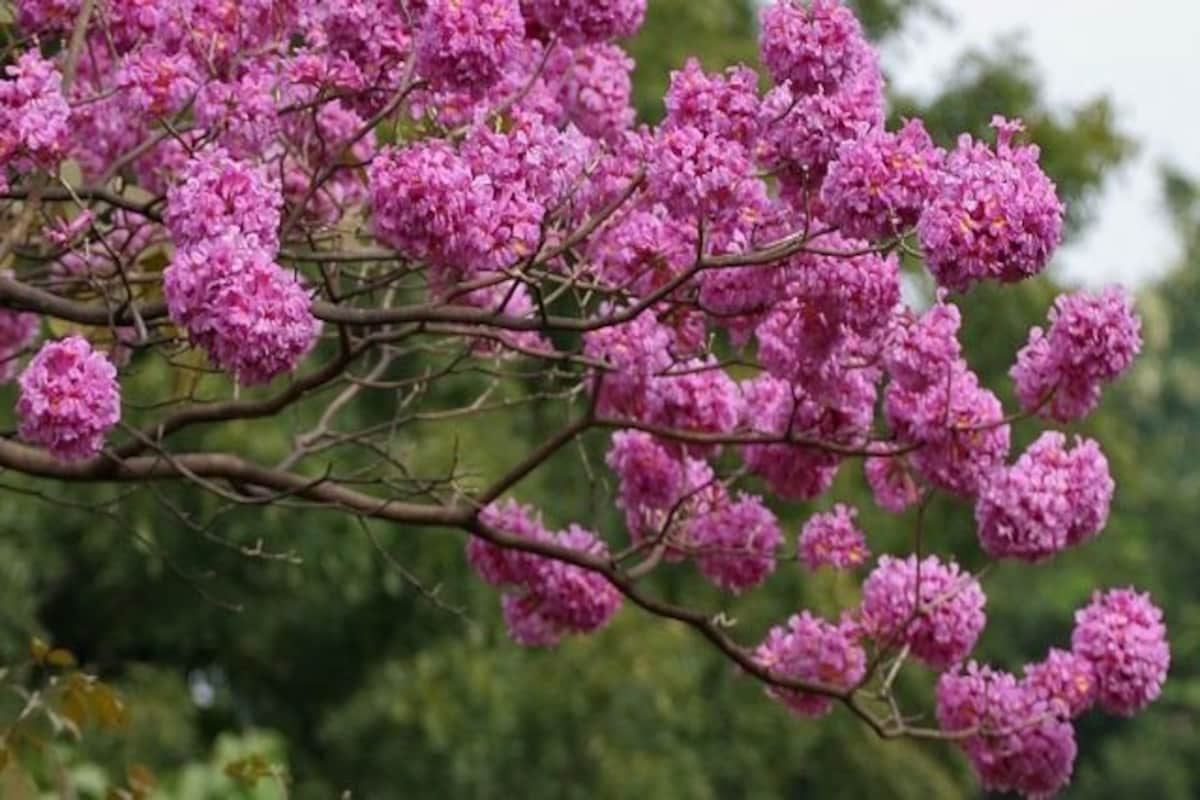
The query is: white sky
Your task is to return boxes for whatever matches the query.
[884,0,1200,288]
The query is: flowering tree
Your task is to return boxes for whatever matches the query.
[0,0,1169,795]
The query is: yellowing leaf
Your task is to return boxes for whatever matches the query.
[224,753,276,787]
[45,649,76,669]
[61,686,88,729]
[90,683,129,729]
[29,637,49,665]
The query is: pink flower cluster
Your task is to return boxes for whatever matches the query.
[605,429,785,592]
[194,66,282,159]
[415,0,525,93]
[753,610,866,717]
[164,147,283,251]
[526,0,647,45]
[646,124,763,223]
[975,432,1113,562]
[584,310,743,445]
[759,0,869,95]
[115,48,200,118]
[755,240,899,380]
[799,504,869,570]
[859,554,987,670]
[863,455,922,513]
[937,663,1078,797]
[468,500,622,646]
[917,117,1064,291]
[369,140,497,272]
[697,261,782,344]
[688,494,783,592]
[882,292,962,393]
[607,431,725,555]
[371,114,590,300]
[1071,588,1170,716]
[0,51,71,174]
[934,588,1169,796]
[587,205,697,296]
[756,62,884,189]
[885,361,1010,497]
[1023,648,1097,719]
[606,430,686,513]
[14,0,81,33]
[739,370,871,501]
[664,59,761,148]
[821,119,944,241]
[165,234,321,385]
[17,335,120,461]
[554,43,636,140]
[164,149,319,384]
[1012,287,1142,422]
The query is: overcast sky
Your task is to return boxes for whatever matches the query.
[884,0,1200,288]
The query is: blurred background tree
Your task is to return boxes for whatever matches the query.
[0,1,1194,797]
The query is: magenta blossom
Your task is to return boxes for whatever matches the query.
[754,610,866,717]
[1071,588,1169,716]
[18,336,120,461]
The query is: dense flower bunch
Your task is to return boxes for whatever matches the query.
[975,432,1113,562]
[527,0,647,45]
[164,147,283,250]
[935,589,1168,797]
[821,119,944,241]
[688,493,783,592]
[553,43,636,140]
[917,117,1064,291]
[885,360,1011,497]
[0,51,71,177]
[0,0,1167,794]
[756,62,884,189]
[415,0,525,93]
[165,233,321,385]
[115,48,199,118]
[936,663,1078,797]
[739,371,867,500]
[467,501,622,646]
[859,554,987,670]
[760,0,868,95]
[1071,588,1170,716]
[799,504,869,570]
[17,336,120,460]
[863,455,921,513]
[753,611,866,717]
[1012,286,1142,421]
[664,59,761,148]
[606,430,686,512]
[163,149,319,384]
[882,292,962,393]
[368,140,503,274]
[754,238,900,378]
[1023,648,1097,719]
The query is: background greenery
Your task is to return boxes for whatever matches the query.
[1,1,1196,796]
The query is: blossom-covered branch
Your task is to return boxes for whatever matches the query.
[0,1,1166,796]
